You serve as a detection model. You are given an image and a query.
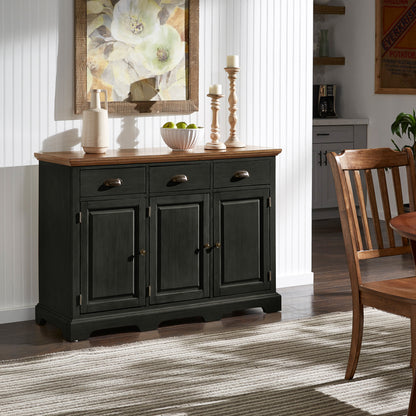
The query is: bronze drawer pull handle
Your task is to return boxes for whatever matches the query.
[232,170,250,180]
[104,178,123,187]
[170,174,188,183]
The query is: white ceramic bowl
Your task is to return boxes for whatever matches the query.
[160,127,203,151]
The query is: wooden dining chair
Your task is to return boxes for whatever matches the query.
[328,147,416,380]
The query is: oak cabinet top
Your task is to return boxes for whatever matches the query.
[34,146,282,167]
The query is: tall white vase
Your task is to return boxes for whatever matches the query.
[81,89,109,154]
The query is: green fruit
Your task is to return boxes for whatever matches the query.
[176,122,187,129]
[186,123,198,129]
[163,121,176,128]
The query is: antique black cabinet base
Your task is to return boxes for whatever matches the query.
[36,292,281,341]
[35,147,282,341]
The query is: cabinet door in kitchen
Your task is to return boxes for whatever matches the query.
[149,193,210,304]
[213,189,271,296]
[80,198,146,313]
[313,142,352,209]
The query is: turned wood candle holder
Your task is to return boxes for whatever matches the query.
[224,67,245,148]
[205,93,226,150]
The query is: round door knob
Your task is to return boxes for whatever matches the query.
[215,242,221,249]
[203,243,211,249]
[139,249,147,256]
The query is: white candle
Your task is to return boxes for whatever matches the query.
[227,55,239,68]
[209,84,222,94]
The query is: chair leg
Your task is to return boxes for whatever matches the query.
[345,303,364,380]
[411,316,416,372]
[407,313,416,416]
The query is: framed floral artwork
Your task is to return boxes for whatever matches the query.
[74,0,199,115]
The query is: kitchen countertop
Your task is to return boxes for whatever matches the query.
[313,118,369,126]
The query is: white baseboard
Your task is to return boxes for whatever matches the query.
[0,305,35,324]
[276,272,314,289]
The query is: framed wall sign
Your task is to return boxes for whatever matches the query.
[74,0,199,115]
[375,0,416,94]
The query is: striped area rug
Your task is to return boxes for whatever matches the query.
[0,308,413,416]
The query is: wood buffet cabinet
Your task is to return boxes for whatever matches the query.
[34,147,282,341]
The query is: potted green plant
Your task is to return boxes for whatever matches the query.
[391,110,416,159]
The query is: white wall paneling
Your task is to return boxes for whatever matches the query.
[0,0,313,322]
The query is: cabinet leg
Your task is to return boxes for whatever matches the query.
[138,319,160,332]
[63,326,91,343]
[203,312,223,323]
[262,303,281,314]
[35,316,47,326]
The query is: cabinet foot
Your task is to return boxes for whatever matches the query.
[63,327,91,343]
[203,313,223,323]
[262,304,281,314]
[138,320,160,332]
[35,316,47,326]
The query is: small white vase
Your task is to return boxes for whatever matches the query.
[81,89,109,154]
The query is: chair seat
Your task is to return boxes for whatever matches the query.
[361,276,416,303]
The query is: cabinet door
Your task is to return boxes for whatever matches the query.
[80,198,146,313]
[149,193,210,304]
[213,189,271,296]
[313,142,352,209]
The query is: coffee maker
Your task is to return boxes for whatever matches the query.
[313,84,337,118]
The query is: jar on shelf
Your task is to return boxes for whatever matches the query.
[319,29,329,57]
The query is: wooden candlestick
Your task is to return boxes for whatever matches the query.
[224,67,245,148]
[205,93,226,150]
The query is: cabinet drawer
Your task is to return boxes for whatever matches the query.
[149,162,210,193]
[214,159,271,188]
[313,126,354,144]
[80,167,146,197]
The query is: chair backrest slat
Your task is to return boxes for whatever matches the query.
[354,170,373,249]
[365,169,384,249]
[391,166,407,246]
[345,170,363,251]
[377,168,396,247]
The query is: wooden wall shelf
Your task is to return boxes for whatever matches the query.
[314,5,345,15]
[314,57,345,66]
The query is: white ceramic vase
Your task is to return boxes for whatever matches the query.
[81,89,109,154]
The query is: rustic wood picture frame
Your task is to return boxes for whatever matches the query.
[375,0,416,94]
[74,0,199,115]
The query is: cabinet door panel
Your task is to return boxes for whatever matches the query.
[214,189,270,296]
[81,198,146,313]
[150,194,209,304]
[313,141,352,209]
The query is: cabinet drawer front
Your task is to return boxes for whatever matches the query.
[214,159,271,188]
[149,163,210,193]
[313,126,354,144]
[80,167,146,197]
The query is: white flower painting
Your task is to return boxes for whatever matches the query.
[86,0,187,102]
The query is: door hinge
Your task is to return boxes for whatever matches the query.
[76,212,82,224]
[79,294,83,306]
[268,271,272,282]
[146,206,152,218]
[147,285,152,297]
[267,197,272,208]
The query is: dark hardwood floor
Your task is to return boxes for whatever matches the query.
[1,218,415,360]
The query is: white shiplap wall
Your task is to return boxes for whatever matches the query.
[0,0,313,323]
